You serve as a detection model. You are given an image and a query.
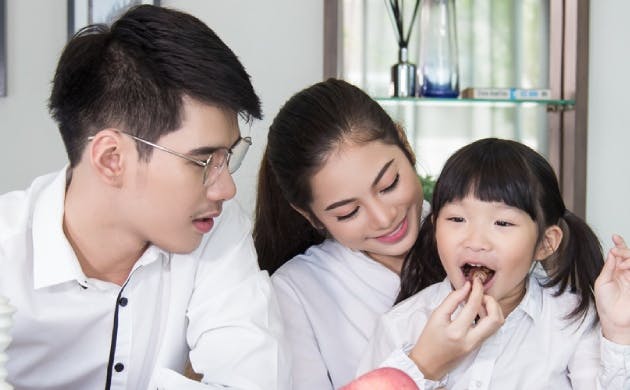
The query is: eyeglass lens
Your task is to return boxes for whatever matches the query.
[227,137,251,174]
[203,150,229,185]
[202,137,251,185]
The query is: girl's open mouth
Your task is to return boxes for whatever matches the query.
[461,263,495,284]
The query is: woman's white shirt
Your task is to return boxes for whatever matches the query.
[272,239,399,389]
[358,271,630,390]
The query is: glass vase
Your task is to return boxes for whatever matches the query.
[419,0,459,98]
[390,47,417,97]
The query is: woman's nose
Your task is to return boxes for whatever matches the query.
[367,199,397,230]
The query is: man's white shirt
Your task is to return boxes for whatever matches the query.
[0,168,290,390]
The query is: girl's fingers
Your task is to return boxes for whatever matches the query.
[452,278,485,328]
[611,247,630,260]
[612,234,627,249]
[617,258,630,270]
[481,294,503,320]
[475,287,489,319]
[433,281,472,322]
[477,303,488,319]
[470,295,504,340]
[596,250,617,287]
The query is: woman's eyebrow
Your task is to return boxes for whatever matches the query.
[324,159,395,211]
[325,198,356,211]
[372,159,394,187]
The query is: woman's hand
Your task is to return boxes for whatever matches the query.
[595,234,630,345]
[409,277,504,380]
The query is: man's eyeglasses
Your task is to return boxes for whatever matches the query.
[89,132,251,186]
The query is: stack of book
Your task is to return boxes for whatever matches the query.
[461,87,551,100]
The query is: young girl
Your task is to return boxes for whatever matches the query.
[358,138,630,389]
[254,79,447,388]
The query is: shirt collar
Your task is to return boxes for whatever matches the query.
[31,167,170,289]
[32,167,86,289]
[517,266,545,323]
[134,245,170,269]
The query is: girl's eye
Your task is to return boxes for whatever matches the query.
[446,216,464,223]
[495,220,514,227]
[337,207,359,221]
[381,174,400,194]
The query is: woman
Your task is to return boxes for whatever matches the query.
[254,78,445,389]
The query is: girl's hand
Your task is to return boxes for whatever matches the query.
[595,234,630,345]
[408,277,504,380]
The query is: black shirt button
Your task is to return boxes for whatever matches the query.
[114,362,124,372]
[118,297,128,307]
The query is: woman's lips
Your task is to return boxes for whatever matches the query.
[193,217,214,234]
[375,217,409,244]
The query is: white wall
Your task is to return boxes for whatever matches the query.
[586,0,630,250]
[0,1,323,218]
[162,1,323,216]
[0,1,68,191]
[2,1,628,243]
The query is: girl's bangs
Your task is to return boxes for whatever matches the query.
[434,143,537,219]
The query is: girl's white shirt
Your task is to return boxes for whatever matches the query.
[358,267,630,390]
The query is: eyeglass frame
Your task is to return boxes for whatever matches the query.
[87,131,252,186]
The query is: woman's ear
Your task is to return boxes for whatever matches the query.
[534,225,563,261]
[88,129,126,188]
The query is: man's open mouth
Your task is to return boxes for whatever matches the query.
[461,263,495,284]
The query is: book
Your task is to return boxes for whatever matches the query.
[461,87,552,100]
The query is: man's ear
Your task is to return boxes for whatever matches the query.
[290,203,323,230]
[534,225,563,261]
[88,129,126,187]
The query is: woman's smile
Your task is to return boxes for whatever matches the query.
[375,216,409,244]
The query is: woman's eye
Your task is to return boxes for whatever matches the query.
[381,174,400,194]
[337,207,359,221]
[495,220,514,227]
[446,216,464,223]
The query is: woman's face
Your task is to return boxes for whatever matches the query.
[306,140,423,272]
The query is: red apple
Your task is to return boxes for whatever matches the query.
[340,367,419,390]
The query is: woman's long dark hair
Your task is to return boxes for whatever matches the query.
[254,78,445,290]
[398,138,603,323]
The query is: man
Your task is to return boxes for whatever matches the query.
[0,5,288,389]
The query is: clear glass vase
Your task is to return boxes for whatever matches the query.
[419,0,460,98]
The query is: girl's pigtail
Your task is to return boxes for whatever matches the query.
[543,210,604,322]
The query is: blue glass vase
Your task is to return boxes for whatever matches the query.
[419,0,460,98]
